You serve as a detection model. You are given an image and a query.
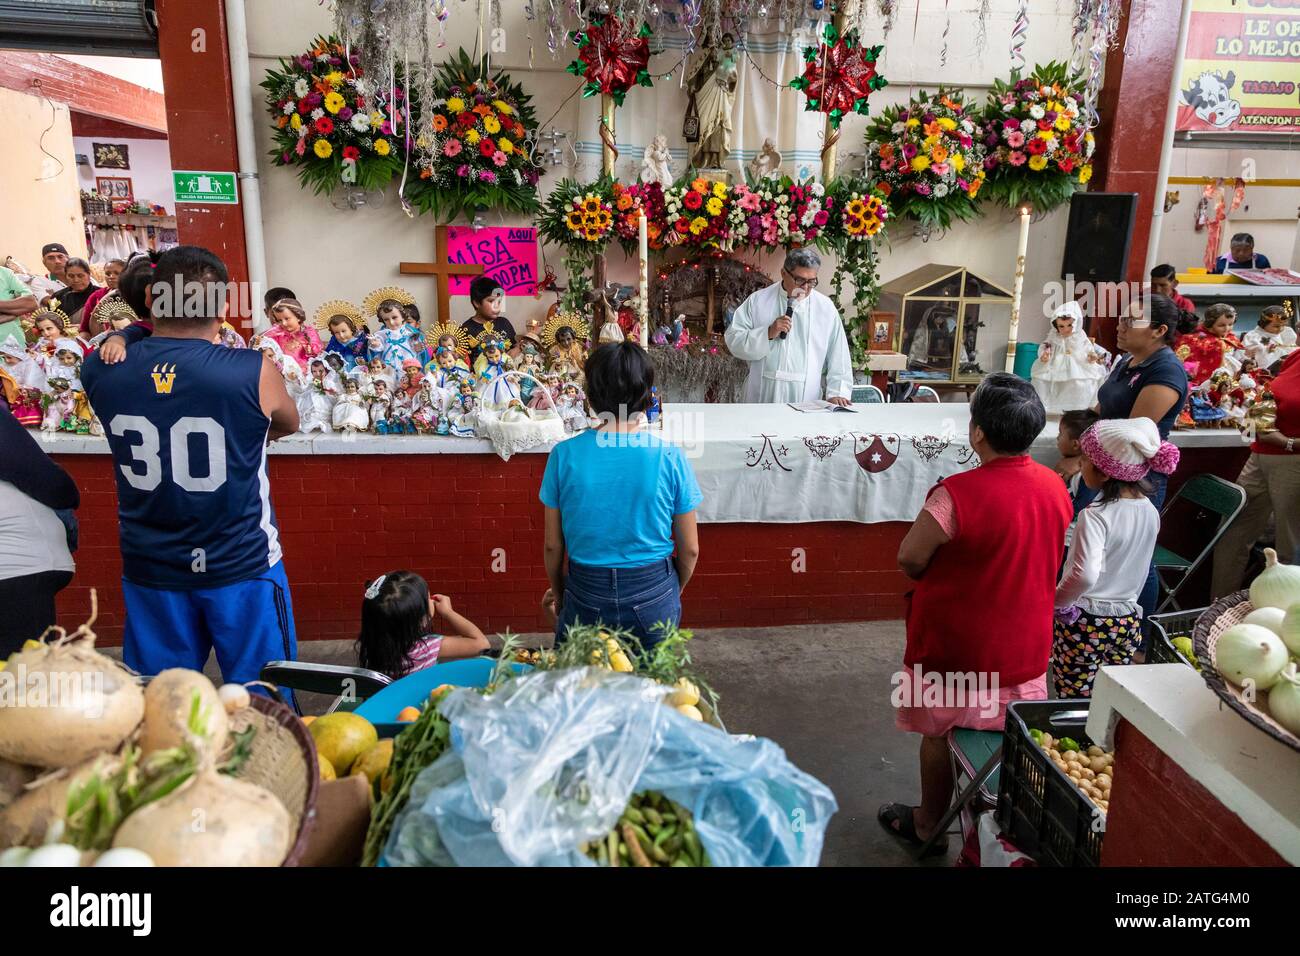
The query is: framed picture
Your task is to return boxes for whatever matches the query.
[867,311,897,353]
[93,143,130,170]
[95,176,134,201]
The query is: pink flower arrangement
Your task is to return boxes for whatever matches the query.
[443,139,462,157]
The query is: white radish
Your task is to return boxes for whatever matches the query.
[217,683,251,715]
[91,847,155,867]
[0,635,143,769]
[111,766,291,867]
[0,753,120,848]
[140,669,228,759]
[22,844,82,867]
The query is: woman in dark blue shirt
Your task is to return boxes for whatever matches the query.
[1087,293,1190,652]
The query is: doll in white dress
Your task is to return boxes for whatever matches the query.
[558,382,591,433]
[366,292,425,369]
[298,356,339,433]
[450,379,480,438]
[477,337,521,409]
[369,378,394,434]
[1031,302,1109,414]
[332,377,370,433]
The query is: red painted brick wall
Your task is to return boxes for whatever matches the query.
[1101,720,1288,866]
[0,52,167,133]
[52,453,910,646]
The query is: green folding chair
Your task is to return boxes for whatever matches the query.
[1153,474,1246,613]
[917,728,1003,859]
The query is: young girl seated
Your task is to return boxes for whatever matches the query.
[1052,418,1178,697]
[356,571,489,678]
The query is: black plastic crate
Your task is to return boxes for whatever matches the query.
[1148,607,1206,668]
[996,700,1105,867]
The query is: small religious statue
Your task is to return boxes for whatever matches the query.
[299,356,339,434]
[332,376,371,434]
[686,32,739,173]
[640,134,675,186]
[542,311,590,382]
[450,379,480,438]
[369,378,393,434]
[747,138,783,183]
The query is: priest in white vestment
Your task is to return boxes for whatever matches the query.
[725,249,854,405]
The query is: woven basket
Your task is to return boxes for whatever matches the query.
[229,696,320,866]
[1192,591,1300,754]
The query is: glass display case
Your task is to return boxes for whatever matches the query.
[875,265,1014,383]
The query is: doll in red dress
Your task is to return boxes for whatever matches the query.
[1176,303,1243,387]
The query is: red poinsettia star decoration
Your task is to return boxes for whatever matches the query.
[566,15,654,106]
[791,25,888,128]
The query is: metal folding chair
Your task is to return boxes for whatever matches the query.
[917,728,1003,859]
[851,384,885,404]
[1153,474,1246,612]
[259,660,392,716]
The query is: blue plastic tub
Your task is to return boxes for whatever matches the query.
[354,657,529,736]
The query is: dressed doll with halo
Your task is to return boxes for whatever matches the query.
[476,336,521,408]
[1030,301,1109,414]
[426,345,471,395]
[364,287,426,369]
[332,376,371,433]
[52,338,85,391]
[515,333,545,404]
[30,308,74,377]
[424,322,473,374]
[298,356,339,433]
[1,335,46,427]
[541,311,590,383]
[411,376,443,434]
[317,300,370,372]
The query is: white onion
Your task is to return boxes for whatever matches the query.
[1268,665,1300,735]
[1280,604,1300,656]
[217,683,251,714]
[1249,548,1300,610]
[22,844,83,867]
[1242,606,1286,637]
[0,847,31,867]
[1214,623,1290,691]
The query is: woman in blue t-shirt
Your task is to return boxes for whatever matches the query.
[540,342,702,649]
[1073,293,1189,653]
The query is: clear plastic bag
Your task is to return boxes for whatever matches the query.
[382,668,837,867]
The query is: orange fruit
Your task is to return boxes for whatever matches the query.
[301,715,316,726]
[396,706,420,722]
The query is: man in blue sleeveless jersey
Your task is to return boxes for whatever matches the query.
[82,246,300,685]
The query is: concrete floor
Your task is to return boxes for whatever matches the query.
[124,619,955,867]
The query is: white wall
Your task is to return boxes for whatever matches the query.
[1155,146,1300,273]
[244,0,1083,344]
[0,87,87,270]
[74,135,176,212]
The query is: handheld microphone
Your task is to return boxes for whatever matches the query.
[780,300,792,340]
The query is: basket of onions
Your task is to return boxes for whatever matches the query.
[1193,549,1300,753]
[0,595,318,866]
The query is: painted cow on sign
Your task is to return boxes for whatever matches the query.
[1180,70,1241,129]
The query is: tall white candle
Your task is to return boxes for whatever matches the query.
[638,209,649,349]
[1005,204,1031,373]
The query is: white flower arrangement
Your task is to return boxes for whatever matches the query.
[933,182,949,197]
[1029,104,1045,120]
[282,102,296,115]
[350,113,371,133]
[310,108,325,121]
[1020,118,1037,134]
[294,78,309,98]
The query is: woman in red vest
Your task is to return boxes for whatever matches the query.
[880,372,1071,855]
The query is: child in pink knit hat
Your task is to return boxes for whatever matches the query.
[1052,418,1180,697]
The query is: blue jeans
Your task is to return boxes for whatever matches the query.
[557,558,681,651]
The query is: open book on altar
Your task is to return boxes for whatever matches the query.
[787,401,858,413]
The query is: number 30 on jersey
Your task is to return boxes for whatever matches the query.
[109,414,228,492]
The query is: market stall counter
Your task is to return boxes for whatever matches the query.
[43,403,1248,642]
[1086,664,1300,866]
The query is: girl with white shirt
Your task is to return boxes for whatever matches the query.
[1052,418,1179,697]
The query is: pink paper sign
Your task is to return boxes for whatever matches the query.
[446,226,539,296]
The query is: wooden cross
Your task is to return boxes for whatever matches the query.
[399,224,483,327]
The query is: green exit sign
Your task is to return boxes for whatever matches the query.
[173,171,239,204]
